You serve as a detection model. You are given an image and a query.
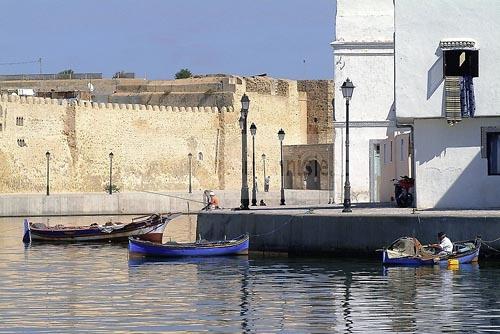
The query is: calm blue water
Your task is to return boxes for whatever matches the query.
[2,219,500,333]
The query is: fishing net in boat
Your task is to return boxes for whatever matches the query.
[386,237,437,259]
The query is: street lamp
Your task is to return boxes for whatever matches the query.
[45,151,50,196]
[188,153,193,193]
[261,153,267,191]
[240,94,250,210]
[278,128,286,205]
[250,123,257,206]
[109,152,114,195]
[341,78,355,213]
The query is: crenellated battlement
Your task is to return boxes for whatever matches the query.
[0,94,234,113]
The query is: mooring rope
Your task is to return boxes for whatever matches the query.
[480,241,500,253]
[481,236,500,244]
[249,216,295,237]
[0,226,23,235]
[141,190,206,204]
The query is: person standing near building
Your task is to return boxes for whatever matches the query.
[264,176,270,192]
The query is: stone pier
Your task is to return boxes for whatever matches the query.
[197,206,500,257]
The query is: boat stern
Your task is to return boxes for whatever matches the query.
[22,219,31,244]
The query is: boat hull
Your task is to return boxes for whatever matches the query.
[382,247,480,266]
[24,213,179,243]
[129,234,249,257]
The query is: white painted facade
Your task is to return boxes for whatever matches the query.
[395,0,500,208]
[332,0,399,203]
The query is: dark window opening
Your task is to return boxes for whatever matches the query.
[487,132,500,175]
[16,117,24,126]
[443,49,479,77]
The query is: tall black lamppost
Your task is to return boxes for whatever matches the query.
[240,94,250,210]
[109,152,114,195]
[261,153,267,183]
[341,78,355,213]
[45,151,50,196]
[250,123,257,206]
[278,128,286,205]
[188,153,193,193]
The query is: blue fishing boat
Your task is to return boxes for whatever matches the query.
[129,234,249,257]
[382,236,481,266]
[23,213,181,243]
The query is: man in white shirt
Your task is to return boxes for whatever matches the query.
[432,232,453,254]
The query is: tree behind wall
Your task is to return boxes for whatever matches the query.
[57,69,74,79]
[175,69,192,79]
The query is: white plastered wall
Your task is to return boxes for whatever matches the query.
[395,0,500,208]
[332,0,396,203]
[414,118,500,209]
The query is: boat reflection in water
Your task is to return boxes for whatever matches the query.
[382,262,481,333]
[3,217,500,333]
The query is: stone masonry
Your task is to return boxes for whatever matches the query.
[0,76,333,194]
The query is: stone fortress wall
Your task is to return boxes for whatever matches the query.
[0,76,331,194]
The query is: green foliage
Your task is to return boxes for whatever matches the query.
[57,69,74,79]
[175,68,192,79]
[104,184,120,194]
[112,71,126,79]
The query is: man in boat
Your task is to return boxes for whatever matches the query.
[431,232,453,255]
[208,191,220,210]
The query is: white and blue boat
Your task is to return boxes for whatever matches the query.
[382,236,481,266]
[129,234,249,257]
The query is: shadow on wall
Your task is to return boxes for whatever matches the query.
[427,47,444,100]
[386,101,396,124]
[416,121,477,164]
[427,151,500,209]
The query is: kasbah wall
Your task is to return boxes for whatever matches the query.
[0,76,331,194]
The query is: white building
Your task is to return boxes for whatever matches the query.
[395,0,500,209]
[332,0,409,203]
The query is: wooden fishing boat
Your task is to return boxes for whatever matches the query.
[22,213,181,243]
[128,234,249,257]
[382,236,481,266]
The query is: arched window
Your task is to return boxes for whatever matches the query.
[198,152,204,161]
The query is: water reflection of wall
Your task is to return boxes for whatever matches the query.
[126,257,490,332]
[383,264,483,333]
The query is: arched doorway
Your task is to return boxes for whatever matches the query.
[286,170,293,189]
[304,160,320,190]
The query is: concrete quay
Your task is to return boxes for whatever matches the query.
[197,205,500,257]
[0,190,332,217]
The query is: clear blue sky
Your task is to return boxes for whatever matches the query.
[0,0,335,80]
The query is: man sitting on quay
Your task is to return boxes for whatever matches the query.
[208,191,220,210]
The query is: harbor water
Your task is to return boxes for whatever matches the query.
[1,216,500,333]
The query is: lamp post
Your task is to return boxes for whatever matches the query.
[45,151,50,196]
[109,152,114,195]
[261,153,266,185]
[250,123,257,206]
[240,94,250,210]
[341,78,355,213]
[278,128,286,205]
[188,153,193,193]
